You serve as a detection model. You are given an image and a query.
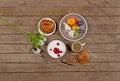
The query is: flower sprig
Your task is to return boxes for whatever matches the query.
[28,33,46,48]
[0,17,46,48]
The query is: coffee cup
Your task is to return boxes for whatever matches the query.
[71,42,85,52]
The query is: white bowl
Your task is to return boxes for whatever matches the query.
[38,18,56,36]
[47,40,66,58]
[59,13,88,41]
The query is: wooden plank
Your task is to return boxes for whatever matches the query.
[88,26,120,35]
[86,17,120,26]
[0,7,120,16]
[0,44,32,54]
[0,0,120,8]
[90,52,120,62]
[0,26,120,35]
[0,26,36,34]
[0,54,46,62]
[0,72,119,81]
[0,17,120,26]
[0,53,119,63]
[84,44,120,53]
[0,34,120,44]
[0,63,119,72]
[0,44,119,54]
[0,35,28,43]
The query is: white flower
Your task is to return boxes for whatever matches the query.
[43,37,47,42]
[39,40,45,46]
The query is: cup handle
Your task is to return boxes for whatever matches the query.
[81,43,86,46]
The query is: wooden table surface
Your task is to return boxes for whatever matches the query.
[0,0,120,81]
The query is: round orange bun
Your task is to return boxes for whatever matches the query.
[76,50,90,64]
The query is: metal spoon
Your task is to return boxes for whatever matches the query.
[32,47,51,64]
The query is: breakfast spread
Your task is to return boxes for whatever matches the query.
[40,14,89,64]
[0,13,90,65]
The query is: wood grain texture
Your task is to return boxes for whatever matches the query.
[0,0,120,81]
[0,72,119,81]
[0,63,119,72]
[0,0,120,8]
[0,7,120,16]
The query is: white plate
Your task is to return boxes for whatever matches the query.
[47,40,66,58]
[37,18,56,36]
[59,13,88,41]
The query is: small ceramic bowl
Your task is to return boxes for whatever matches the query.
[47,40,66,58]
[37,18,56,36]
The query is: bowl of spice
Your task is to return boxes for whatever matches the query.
[38,18,56,36]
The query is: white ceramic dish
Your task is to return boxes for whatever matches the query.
[38,18,56,36]
[47,40,66,58]
[59,13,88,41]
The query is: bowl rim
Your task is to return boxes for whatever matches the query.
[59,13,88,41]
[37,17,56,36]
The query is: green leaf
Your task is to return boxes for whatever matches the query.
[27,33,45,48]
[39,34,45,39]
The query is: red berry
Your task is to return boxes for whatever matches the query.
[57,54,60,57]
[50,49,52,51]
[53,47,62,54]
[57,43,60,46]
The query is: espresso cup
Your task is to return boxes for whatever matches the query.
[71,42,85,52]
